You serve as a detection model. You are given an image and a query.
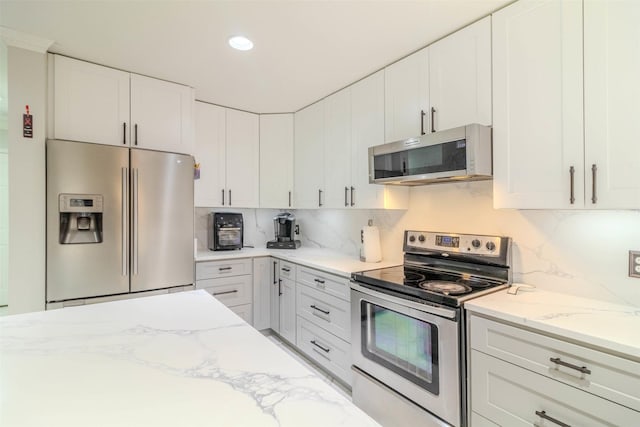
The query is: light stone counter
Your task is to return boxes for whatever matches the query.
[196,248,400,278]
[465,286,640,360]
[0,290,380,427]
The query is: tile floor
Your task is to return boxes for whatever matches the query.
[264,331,352,401]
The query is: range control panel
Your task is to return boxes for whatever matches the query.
[405,231,502,256]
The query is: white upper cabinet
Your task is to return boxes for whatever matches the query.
[493,0,640,209]
[259,114,294,208]
[583,0,640,208]
[350,71,409,209]
[194,102,259,208]
[294,101,325,208]
[384,48,429,142]
[51,55,194,155]
[194,102,226,207]
[226,109,260,208]
[429,16,492,131]
[323,88,352,208]
[52,55,130,147]
[130,73,194,155]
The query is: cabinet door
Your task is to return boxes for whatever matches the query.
[492,0,584,209]
[270,259,280,333]
[259,114,294,208]
[351,71,409,209]
[384,48,429,142]
[294,101,325,208]
[584,0,640,208]
[429,16,491,131]
[252,257,271,331]
[53,55,130,146]
[130,73,194,154]
[323,88,352,208]
[279,277,296,345]
[225,109,259,208]
[194,102,226,207]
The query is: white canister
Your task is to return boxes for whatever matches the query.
[361,223,382,263]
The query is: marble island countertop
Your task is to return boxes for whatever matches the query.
[196,247,401,278]
[465,286,640,360]
[0,290,380,427]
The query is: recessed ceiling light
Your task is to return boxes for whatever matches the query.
[228,36,254,51]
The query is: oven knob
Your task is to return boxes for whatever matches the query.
[409,235,416,243]
[418,234,426,243]
[471,239,481,249]
[486,241,496,251]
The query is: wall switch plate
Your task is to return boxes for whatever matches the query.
[629,251,640,278]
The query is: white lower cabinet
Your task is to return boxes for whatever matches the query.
[252,257,272,331]
[195,259,253,326]
[297,318,352,386]
[469,314,640,426]
[279,277,296,344]
[296,284,350,342]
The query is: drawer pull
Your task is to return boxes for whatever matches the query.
[314,278,325,284]
[281,267,291,272]
[535,410,571,427]
[310,340,330,353]
[310,304,330,315]
[549,357,591,375]
[213,290,238,296]
[218,267,232,271]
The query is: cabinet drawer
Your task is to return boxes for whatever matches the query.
[229,303,253,326]
[279,261,296,280]
[296,266,349,301]
[296,283,350,342]
[196,258,252,280]
[296,317,352,386]
[470,315,640,411]
[196,275,252,307]
[471,350,640,426]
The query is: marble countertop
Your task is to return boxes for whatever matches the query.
[465,286,640,360]
[0,290,380,427]
[196,248,401,278]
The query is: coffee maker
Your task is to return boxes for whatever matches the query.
[267,212,301,249]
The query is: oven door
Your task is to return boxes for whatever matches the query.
[350,282,461,427]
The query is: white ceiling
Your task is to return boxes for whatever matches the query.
[0,0,510,114]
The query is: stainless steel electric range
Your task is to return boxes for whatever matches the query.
[350,230,512,427]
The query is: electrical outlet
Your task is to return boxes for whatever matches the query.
[629,251,640,278]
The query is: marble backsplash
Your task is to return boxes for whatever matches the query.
[196,180,640,308]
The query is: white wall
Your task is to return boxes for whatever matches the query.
[7,46,47,314]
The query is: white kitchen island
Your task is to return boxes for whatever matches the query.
[0,290,379,427]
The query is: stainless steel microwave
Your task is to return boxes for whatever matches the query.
[368,124,492,186]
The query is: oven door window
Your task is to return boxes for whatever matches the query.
[361,301,439,394]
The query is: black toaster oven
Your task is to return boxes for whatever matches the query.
[208,212,243,251]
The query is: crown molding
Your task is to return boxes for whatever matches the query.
[0,27,53,53]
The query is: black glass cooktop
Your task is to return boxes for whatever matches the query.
[351,265,506,307]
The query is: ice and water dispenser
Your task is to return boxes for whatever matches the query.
[58,194,104,244]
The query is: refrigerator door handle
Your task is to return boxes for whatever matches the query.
[133,168,139,275]
[122,167,128,276]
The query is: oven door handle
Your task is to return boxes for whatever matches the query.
[350,282,457,320]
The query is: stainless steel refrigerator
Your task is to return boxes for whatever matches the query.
[46,139,194,303]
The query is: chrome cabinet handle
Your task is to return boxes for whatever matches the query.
[213,289,238,296]
[591,164,597,204]
[310,304,330,315]
[123,122,127,145]
[218,266,232,272]
[121,168,128,276]
[134,124,138,146]
[288,191,292,207]
[549,357,591,375]
[569,166,575,204]
[273,261,277,284]
[221,189,225,206]
[132,168,139,275]
[350,186,355,207]
[344,186,349,207]
[535,410,571,427]
[310,340,330,353]
[420,109,426,135]
[318,189,323,207]
[430,107,436,133]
